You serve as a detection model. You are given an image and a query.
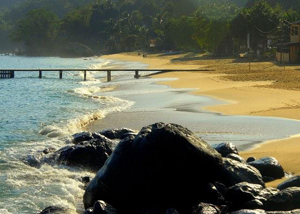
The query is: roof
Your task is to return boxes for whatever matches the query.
[292,20,300,25]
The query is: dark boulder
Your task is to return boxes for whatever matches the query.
[55,139,112,172]
[92,200,117,214]
[72,132,93,144]
[220,158,265,187]
[226,182,264,210]
[265,189,294,211]
[247,157,256,163]
[83,123,223,211]
[212,142,238,157]
[249,157,284,180]
[278,175,300,190]
[227,154,246,163]
[191,203,221,214]
[99,128,136,140]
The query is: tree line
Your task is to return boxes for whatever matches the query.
[1,0,300,56]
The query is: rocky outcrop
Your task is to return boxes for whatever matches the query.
[84,123,223,212]
[248,157,284,181]
[212,142,238,157]
[99,128,136,140]
[220,158,265,187]
[278,176,300,190]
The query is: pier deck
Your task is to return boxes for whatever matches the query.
[0,69,212,81]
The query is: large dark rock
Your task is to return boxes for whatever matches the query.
[227,154,246,163]
[212,142,238,157]
[55,139,112,172]
[83,123,223,211]
[72,132,93,144]
[220,158,265,187]
[191,203,221,214]
[265,187,300,211]
[248,157,284,180]
[226,182,264,210]
[99,128,136,140]
[278,175,300,190]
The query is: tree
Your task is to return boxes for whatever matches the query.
[11,8,61,55]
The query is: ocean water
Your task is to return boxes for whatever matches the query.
[0,56,148,214]
[1,55,300,214]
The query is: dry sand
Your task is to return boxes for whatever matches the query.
[102,52,300,185]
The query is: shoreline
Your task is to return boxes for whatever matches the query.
[100,52,300,183]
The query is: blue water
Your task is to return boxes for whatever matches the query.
[0,56,146,214]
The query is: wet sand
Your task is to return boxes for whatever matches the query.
[93,52,300,185]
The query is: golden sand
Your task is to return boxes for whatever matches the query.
[102,52,300,186]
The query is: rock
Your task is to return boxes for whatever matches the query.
[220,158,265,187]
[84,123,223,211]
[82,176,91,184]
[226,182,264,210]
[93,200,117,214]
[25,153,44,168]
[191,203,221,214]
[227,154,246,163]
[247,157,256,163]
[278,175,300,190]
[72,132,93,144]
[212,142,239,157]
[84,208,93,214]
[243,199,264,209]
[55,139,112,171]
[99,128,136,140]
[249,157,284,180]
[228,210,266,214]
[267,210,300,214]
[39,206,67,214]
[265,190,294,211]
[43,147,56,154]
[165,208,180,214]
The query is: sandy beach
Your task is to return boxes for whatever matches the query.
[102,52,300,185]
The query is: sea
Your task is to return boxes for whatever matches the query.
[1,55,300,214]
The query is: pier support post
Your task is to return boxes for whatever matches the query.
[59,71,63,79]
[107,70,111,82]
[10,71,14,78]
[134,70,140,79]
[84,71,87,81]
[39,70,42,79]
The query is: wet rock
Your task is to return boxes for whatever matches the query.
[212,142,238,157]
[267,210,300,214]
[228,210,266,214]
[26,153,44,168]
[39,206,67,214]
[165,208,180,214]
[262,176,276,183]
[249,157,284,180]
[226,182,264,210]
[191,203,221,214]
[93,200,117,214]
[84,123,223,211]
[72,132,93,144]
[265,189,294,211]
[82,176,91,184]
[227,154,246,163]
[84,208,93,214]
[278,175,300,190]
[247,157,256,163]
[42,147,56,154]
[220,158,265,187]
[55,139,112,172]
[99,128,136,140]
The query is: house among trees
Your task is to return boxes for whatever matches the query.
[277,21,300,64]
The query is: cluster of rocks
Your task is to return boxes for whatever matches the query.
[32,123,300,214]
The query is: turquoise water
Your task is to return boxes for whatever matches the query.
[0,56,146,213]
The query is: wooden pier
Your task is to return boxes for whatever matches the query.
[0,69,212,81]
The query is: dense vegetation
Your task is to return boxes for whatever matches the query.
[1,0,300,56]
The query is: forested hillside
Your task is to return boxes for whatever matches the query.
[1,0,300,56]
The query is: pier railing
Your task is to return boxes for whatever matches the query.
[0,69,212,81]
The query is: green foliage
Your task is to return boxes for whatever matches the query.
[10,8,60,54]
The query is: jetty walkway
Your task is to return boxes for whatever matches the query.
[0,69,211,81]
